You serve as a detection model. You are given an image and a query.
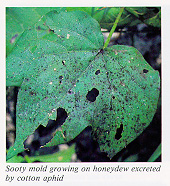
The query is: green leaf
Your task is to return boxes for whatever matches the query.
[7,145,76,163]
[147,144,161,162]
[6,154,24,163]
[66,7,161,30]
[6,7,65,56]
[29,145,76,163]
[6,10,160,160]
[144,10,161,28]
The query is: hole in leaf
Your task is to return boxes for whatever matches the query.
[31,140,41,151]
[37,125,48,137]
[24,108,68,152]
[86,88,99,102]
[143,69,149,73]
[95,69,100,75]
[32,108,67,137]
[115,124,123,140]
[56,108,68,125]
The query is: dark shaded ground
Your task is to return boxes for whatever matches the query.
[6,23,161,162]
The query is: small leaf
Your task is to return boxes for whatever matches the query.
[144,10,161,28]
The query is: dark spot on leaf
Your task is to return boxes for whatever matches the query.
[63,130,66,137]
[29,91,36,96]
[59,75,63,80]
[36,26,41,30]
[95,69,100,75]
[142,123,146,127]
[107,142,111,148]
[68,90,72,94]
[10,34,18,44]
[99,49,104,54]
[112,96,115,99]
[59,76,63,84]
[143,69,149,73]
[115,124,123,140]
[86,88,99,102]
[97,49,104,56]
[49,29,54,33]
[125,96,128,102]
[62,60,66,65]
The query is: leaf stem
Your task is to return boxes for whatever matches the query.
[103,7,124,49]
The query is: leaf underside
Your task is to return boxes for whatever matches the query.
[6,10,160,160]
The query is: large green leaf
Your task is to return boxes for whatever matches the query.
[6,10,160,160]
